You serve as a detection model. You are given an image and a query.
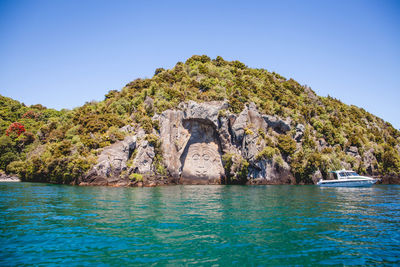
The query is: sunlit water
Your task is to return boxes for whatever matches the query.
[0,183,399,265]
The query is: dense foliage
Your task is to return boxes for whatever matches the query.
[1,55,399,183]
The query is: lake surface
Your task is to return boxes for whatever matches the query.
[0,183,399,266]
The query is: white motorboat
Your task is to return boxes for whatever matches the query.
[317,170,378,187]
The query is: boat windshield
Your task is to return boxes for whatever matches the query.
[347,172,359,176]
[338,172,359,177]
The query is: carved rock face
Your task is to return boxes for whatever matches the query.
[180,120,224,184]
[181,142,222,180]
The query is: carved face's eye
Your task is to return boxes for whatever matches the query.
[203,154,210,161]
[192,154,200,161]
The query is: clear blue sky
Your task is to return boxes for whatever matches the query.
[1,0,399,128]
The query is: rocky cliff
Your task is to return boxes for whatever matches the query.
[81,100,380,186]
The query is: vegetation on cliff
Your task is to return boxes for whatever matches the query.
[1,55,399,184]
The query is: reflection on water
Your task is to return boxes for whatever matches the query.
[0,183,399,265]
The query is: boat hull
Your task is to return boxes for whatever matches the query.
[317,179,378,187]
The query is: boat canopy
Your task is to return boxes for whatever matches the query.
[329,170,360,177]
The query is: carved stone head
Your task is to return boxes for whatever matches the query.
[181,142,224,182]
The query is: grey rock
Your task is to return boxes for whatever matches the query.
[181,100,228,128]
[217,114,237,153]
[230,102,267,155]
[247,103,268,131]
[346,146,359,156]
[120,125,135,133]
[84,135,136,183]
[341,161,352,170]
[243,133,259,161]
[294,124,305,142]
[231,108,248,145]
[144,96,154,111]
[248,159,269,180]
[0,173,20,182]
[248,158,294,184]
[318,139,328,151]
[362,148,378,175]
[159,109,188,178]
[304,86,318,100]
[311,170,323,184]
[133,140,155,174]
[262,115,291,133]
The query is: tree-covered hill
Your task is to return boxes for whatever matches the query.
[1,55,399,184]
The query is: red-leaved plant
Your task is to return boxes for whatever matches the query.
[6,122,26,137]
[22,110,39,119]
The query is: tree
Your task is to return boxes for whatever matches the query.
[382,146,400,174]
[0,136,17,170]
[154,68,165,75]
[6,122,25,138]
[277,134,297,156]
[22,110,39,119]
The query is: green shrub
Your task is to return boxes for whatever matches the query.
[145,134,159,147]
[0,135,17,171]
[236,158,249,181]
[256,146,277,160]
[6,160,25,175]
[277,134,297,156]
[228,95,245,113]
[222,153,234,177]
[274,154,284,167]
[382,146,400,174]
[106,126,125,143]
[221,153,248,184]
[244,128,254,136]
[218,109,228,118]
[129,173,143,182]
[154,68,165,75]
[156,164,167,176]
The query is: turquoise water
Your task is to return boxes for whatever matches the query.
[0,183,399,266]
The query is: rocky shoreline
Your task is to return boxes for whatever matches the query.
[0,173,21,182]
[60,174,400,187]
[376,175,400,185]
[3,173,399,186]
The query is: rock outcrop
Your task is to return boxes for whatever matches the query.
[346,146,359,157]
[81,135,137,186]
[294,124,305,142]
